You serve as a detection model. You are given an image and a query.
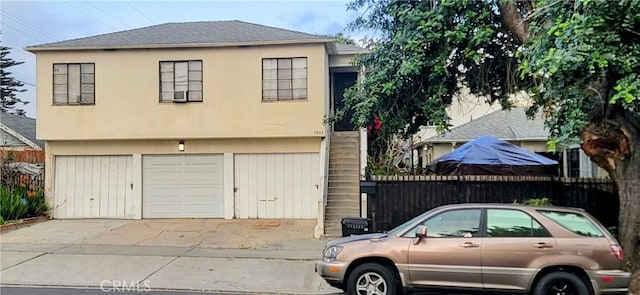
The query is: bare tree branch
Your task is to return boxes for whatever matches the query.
[498,1,529,43]
[625,28,640,37]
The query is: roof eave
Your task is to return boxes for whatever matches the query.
[25,38,335,53]
[423,136,550,143]
[0,124,42,150]
[334,49,370,55]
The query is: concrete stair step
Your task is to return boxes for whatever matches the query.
[329,152,360,161]
[329,157,360,167]
[326,198,360,203]
[328,163,360,168]
[328,179,359,184]
[330,143,359,148]
[327,197,360,202]
[331,131,360,138]
[328,169,360,174]
[325,214,361,221]
[325,210,360,216]
[329,175,360,181]
[329,175,360,186]
[327,180,360,185]
[325,204,360,210]
[330,136,360,142]
[327,187,359,193]
[331,137,359,141]
[327,199,360,205]
[328,165,359,170]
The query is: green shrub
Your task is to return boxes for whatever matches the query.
[24,190,49,217]
[514,197,553,206]
[0,185,27,221]
[523,197,553,206]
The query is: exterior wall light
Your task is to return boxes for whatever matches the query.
[178,141,185,152]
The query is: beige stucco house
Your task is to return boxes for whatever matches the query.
[26,21,367,237]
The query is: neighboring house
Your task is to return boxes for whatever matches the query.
[417,107,605,178]
[0,113,43,151]
[408,89,523,168]
[26,20,367,237]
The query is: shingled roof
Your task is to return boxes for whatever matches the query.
[426,107,549,143]
[0,113,43,149]
[26,20,332,51]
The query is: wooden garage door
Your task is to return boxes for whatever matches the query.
[234,153,319,218]
[143,154,224,218]
[54,155,134,218]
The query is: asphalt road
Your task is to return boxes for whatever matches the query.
[0,286,243,295]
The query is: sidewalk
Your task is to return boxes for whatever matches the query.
[0,219,343,294]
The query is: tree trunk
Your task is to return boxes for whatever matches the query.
[615,157,640,295]
[617,176,640,295]
[582,119,639,294]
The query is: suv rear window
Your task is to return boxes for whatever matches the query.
[538,210,604,237]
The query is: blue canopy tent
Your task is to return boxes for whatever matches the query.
[427,135,559,176]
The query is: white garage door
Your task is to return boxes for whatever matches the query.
[143,154,224,218]
[234,153,319,218]
[54,155,134,219]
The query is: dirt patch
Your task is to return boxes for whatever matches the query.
[251,221,281,228]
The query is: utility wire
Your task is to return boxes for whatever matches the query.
[1,11,60,42]
[19,80,36,87]
[15,72,37,81]
[63,1,119,31]
[83,1,132,29]
[0,22,49,44]
[124,1,155,25]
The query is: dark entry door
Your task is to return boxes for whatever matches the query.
[333,72,358,131]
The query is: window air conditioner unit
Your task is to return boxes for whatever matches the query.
[173,90,188,103]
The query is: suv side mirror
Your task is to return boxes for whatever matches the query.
[414,225,428,245]
[415,225,428,238]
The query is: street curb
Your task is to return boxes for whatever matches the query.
[0,216,49,233]
[0,284,342,295]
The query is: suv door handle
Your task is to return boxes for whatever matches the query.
[459,242,480,248]
[533,243,553,249]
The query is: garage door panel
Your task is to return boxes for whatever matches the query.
[143,154,224,218]
[54,155,134,219]
[234,153,319,219]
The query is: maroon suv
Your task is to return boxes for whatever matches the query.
[316,203,630,295]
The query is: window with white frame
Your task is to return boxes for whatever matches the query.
[159,60,203,102]
[262,57,307,101]
[53,63,95,105]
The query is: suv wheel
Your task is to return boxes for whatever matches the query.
[347,263,398,295]
[533,271,589,295]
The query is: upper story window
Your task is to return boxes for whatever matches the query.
[262,57,307,101]
[53,63,95,105]
[160,60,202,103]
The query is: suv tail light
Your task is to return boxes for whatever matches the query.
[610,244,623,261]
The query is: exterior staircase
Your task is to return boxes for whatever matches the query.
[324,131,361,237]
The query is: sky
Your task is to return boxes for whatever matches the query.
[1,0,363,117]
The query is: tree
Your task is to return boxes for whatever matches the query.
[1,42,28,116]
[332,32,358,45]
[520,1,640,282]
[342,0,639,287]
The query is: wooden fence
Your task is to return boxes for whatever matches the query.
[1,150,45,191]
[366,175,619,233]
[0,149,45,163]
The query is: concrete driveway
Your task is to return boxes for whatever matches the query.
[0,219,340,294]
